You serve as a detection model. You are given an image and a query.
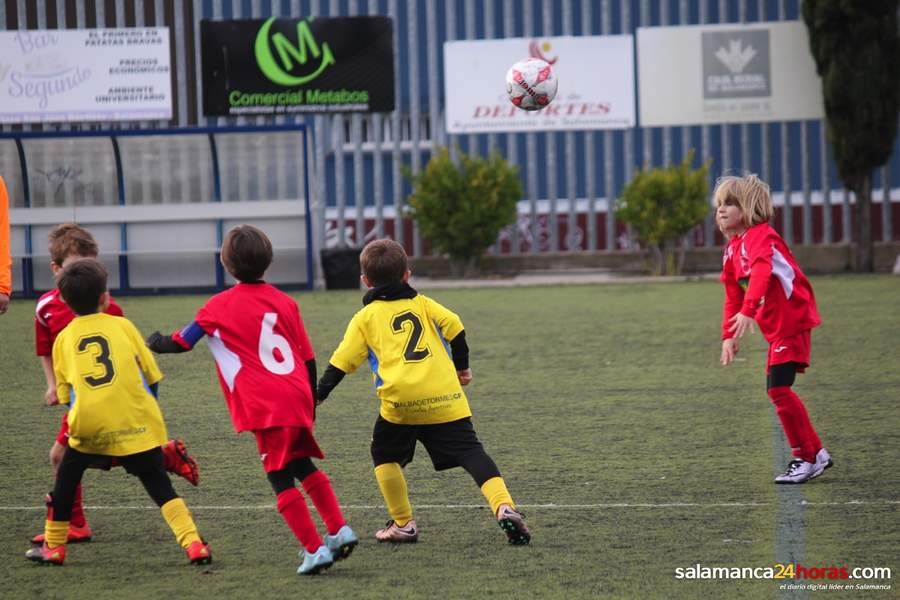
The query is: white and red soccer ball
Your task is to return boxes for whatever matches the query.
[505,57,558,111]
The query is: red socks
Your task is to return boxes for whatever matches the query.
[768,386,822,463]
[302,470,346,535]
[276,488,322,553]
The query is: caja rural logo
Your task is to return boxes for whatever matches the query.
[254,17,335,86]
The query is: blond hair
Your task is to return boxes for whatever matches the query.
[712,174,773,232]
[48,223,98,266]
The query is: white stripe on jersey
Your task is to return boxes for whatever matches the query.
[771,246,796,299]
[208,329,242,392]
[34,292,56,326]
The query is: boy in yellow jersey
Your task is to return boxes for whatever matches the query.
[317,239,530,545]
[25,258,211,566]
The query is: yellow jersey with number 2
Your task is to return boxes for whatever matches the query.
[329,294,472,425]
[53,313,166,456]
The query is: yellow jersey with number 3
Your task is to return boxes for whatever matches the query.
[329,294,471,425]
[53,313,166,455]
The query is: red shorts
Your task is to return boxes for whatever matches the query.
[253,426,324,473]
[55,412,70,446]
[766,330,812,373]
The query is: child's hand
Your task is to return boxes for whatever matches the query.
[727,312,756,339]
[720,338,739,365]
[457,368,473,386]
[44,386,59,406]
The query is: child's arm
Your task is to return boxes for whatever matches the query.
[146,321,205,353]
[40,355,58,405]
[720,337,740,366]
[726,233,777,340]
[316,315,368,402]
[448,330,472,385]
[304,358,318,403]
[316,363,346,404]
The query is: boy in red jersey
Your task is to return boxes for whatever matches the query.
[146,225,357,576]
[715,174,833,484]
[32,224,199,545]
[316,239,531,545]
[25,258,211,566]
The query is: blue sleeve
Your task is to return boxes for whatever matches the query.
[175,320,207,349]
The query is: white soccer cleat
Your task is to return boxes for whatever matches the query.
[324,524,358,561]
[774,458,817,484]
[811,448,833,479]
[297,544,333,575]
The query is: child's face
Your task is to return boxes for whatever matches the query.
[50,253,96,279]
[716,197,745,236]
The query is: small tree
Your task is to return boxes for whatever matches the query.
[802,0,900,272]
[616,152,711,276]
[407,147,521,276]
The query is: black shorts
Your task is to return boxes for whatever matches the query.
[371,416,487,471]
[61,445,166,478]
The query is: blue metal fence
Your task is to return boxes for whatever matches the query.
[1,0,898,279]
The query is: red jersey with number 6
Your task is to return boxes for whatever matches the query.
[720,222,821,343]
[174,282,315,432]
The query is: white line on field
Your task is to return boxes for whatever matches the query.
[1,500,897,511]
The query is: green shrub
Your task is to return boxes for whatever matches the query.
[407,147,521,276]
[616,151,711,275]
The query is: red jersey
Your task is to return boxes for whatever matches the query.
[34,287,124,356]
[720,223,821,343]
[174,282,316,433]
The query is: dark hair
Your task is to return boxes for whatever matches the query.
[360,239,407,286]
[220,225,273,282]
[48,223,98,266]
[57,258,108,316]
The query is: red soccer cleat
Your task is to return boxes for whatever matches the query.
[161,439,200,486]
[31,523,93,545]
[186,540,212,565]
[25,543,66,565]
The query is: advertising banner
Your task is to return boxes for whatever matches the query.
[637,21,824,126]
[0,28,172,123]
[201,17,394,116]
[444,35,635,133]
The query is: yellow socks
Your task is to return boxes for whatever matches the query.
[44,520,69,548]
[161,497,202,549]
[480,477,515,516]
[374,462,413,526]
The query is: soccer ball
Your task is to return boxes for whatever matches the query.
[505,58,558,111]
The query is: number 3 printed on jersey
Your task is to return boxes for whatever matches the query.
[259,312,295,374]
[77,334,115,387]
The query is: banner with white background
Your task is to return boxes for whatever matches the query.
[0,28,172,124]
[637,21,824,126]
[444,35,635,133]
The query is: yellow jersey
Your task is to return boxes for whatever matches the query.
[53,313,166,455]
[329,293,471,425]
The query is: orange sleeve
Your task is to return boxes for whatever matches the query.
[0,176,11,296]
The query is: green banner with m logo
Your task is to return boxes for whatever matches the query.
[201,16,394,115]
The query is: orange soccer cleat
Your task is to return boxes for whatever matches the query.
[374,519,418,543]
[161,439,200,486]
[25,543,66,565]
[186,540,212,565]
